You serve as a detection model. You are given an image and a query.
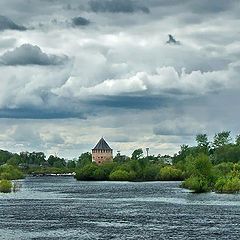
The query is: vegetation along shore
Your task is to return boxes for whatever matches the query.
[1,131,240,194]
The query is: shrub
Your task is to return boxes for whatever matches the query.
[143,165,159,181]
[0,172,12,180]
[223,177,240,193]
[213,162,234,177]
[0,180,12,193]
[93,168,108,180]
[185,154,212,178]
[75,164,98,180]
[215,177,240,193]
[214,177,226,193]
[159,166,183,181]
[182,176,211,193]
[92,163,116,180]
[109,170,136,181]
[0,164,24,180]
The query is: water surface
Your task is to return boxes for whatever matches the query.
[0,176,240,239]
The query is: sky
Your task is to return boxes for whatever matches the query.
[0,0,240,159]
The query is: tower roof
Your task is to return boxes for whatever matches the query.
[93,137,112,150]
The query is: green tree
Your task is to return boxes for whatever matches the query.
[235,135,240,146]
[78,152,92,167]
[212,140,240,164]
[0,165,24,180]
[182,154,214,193]
[196,134,209,148]
[75,163,97,180]
[131,149,143,160]
[129,160,142,179]
[66,160,76,169]
[182,176,210,193]
[213,162,234,176]
[93,163,116,180]
[213,131,231,149]
[172,145,190,164]
[48,155,66,168]
[195,134,210,155]
[20,151,46,166]
[0,150,12,165]
[143,164,160,181]
[30,152,46,165]
[7,154,22,166]
[19,152,30,164]
[185,154,212,178]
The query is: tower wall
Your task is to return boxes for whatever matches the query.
[92,149,113,165]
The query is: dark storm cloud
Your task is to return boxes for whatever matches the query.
[72,17,90,26]
[0,44,68,66]
[0,108,85,119]
[0,15,26,31]
[188,0,235,14]
[89,0,150,14]
[88,96,173,110]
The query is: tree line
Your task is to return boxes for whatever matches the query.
[0,151,76,174]
[75,131,240,193]
[1,131,240,193]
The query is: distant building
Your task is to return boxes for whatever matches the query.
[114,151,129,162]
[92,137,113,165]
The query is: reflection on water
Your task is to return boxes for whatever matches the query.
[0,176,240,239]
[12,181,22,193]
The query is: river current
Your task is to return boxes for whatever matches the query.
[0,176,240,239]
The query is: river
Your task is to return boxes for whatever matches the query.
[0,176,240,239]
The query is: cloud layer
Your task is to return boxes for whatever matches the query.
[0,0,240,158]
[89,0,150,13]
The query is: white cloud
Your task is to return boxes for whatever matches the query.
[0,62,72,108]
[0,0,240,158]
[54,63,239,99]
